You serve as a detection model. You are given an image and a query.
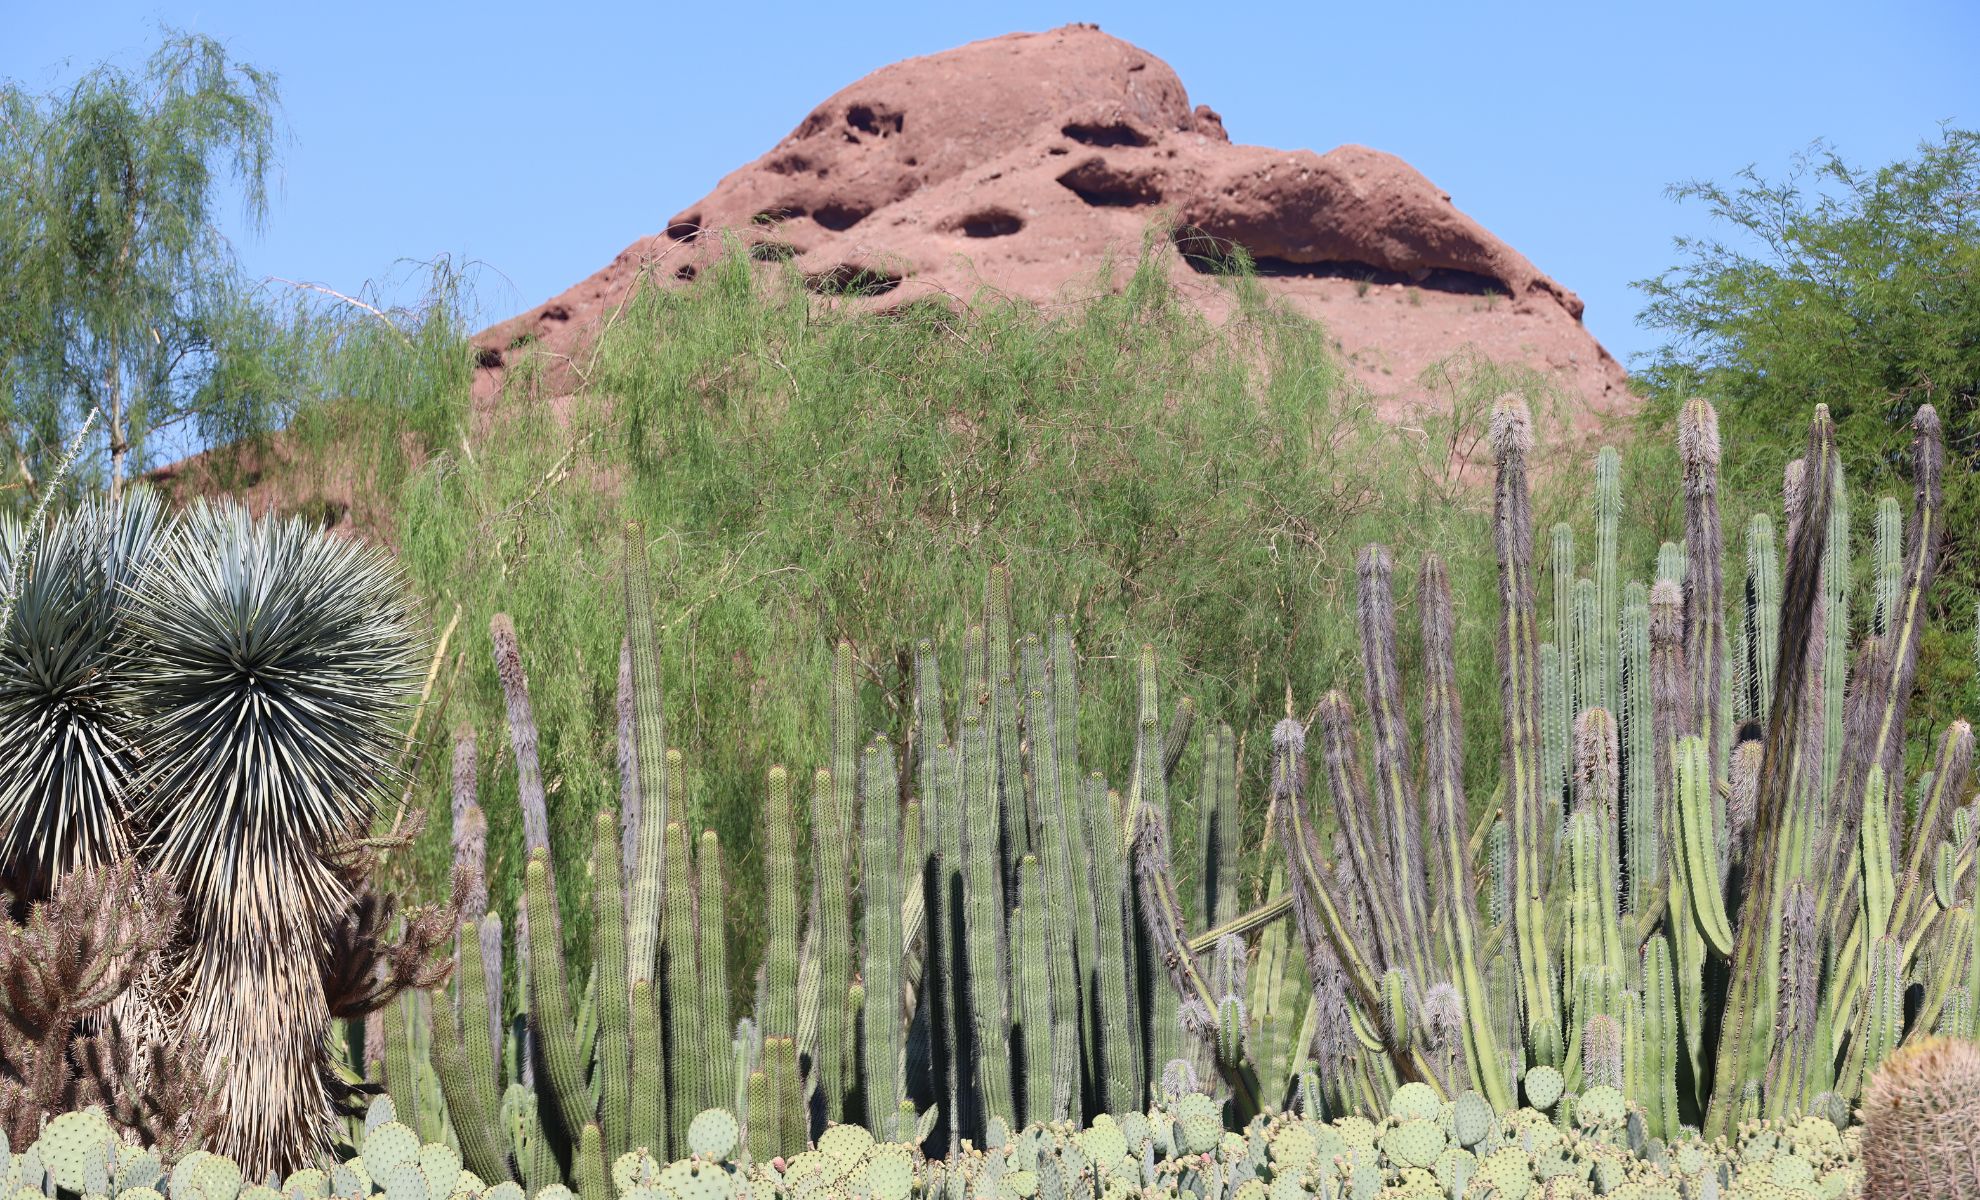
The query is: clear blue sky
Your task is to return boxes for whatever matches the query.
[8,1,1976,368]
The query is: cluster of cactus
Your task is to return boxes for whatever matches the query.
[370,395,1980,1196]
[377,518,1319,1200]
[11,1074,1905,1200]
[1257,395,1980,1142]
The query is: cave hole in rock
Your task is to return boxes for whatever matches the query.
[813,202,873,231]
[846,103,905,137]
[1061,120,1152,148]
[1055,160,1162,207]
[1172,229,1508,295]
[665,215,702,241]
[956,208,1024,238]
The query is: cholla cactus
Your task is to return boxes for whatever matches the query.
[0,860,185,1146]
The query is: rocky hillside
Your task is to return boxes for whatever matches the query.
[474,23,1626,421]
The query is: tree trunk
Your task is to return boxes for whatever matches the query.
[106,352,125,504]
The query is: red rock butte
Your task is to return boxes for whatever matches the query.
[475,24,1627,422]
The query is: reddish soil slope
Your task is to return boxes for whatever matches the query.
[474,24,1627,422]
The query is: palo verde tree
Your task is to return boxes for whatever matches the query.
[0,29,285,499]
[1633,127,1980,734]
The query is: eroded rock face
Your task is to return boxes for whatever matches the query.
[477,23,1626,422]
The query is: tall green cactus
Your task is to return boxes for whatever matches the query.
[630,979,664,1157]
[1132,644,1187,1082]
[859,738,904,1128]
[1620,593,1657,916]
[1741,514,1781,725]
[1872,494,1904,638]
[430,929,509,1184]
[698,829,733,1116]
[621,526,670,988]
[1019,636,1081,1122]
[411,396,1974,1168]
[759,765,800,1048]
[816,642,859,1124]
[1702,406,1837,1137]
[1011,855,1053,1125]
[1198,724,1240,938]
[1551,521,1577,788]
[1574,580,1604,755]
[660,813,701,1149]
[1594,445,1622,720]
[959,692,1013,1130]
[1679,398,1728,784]
[1493,396,1563,1068]
[524,851,594,1144]
[1638,936,1680,1140]
[591,810,633,1161]
[1540,642,1567,819]
[1820,453,1852,804]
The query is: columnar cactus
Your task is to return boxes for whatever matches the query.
[661,814,701,1148]
[860,739,905,1129]
[1492,396,1564,1069]
[697,830,732,1116]
[813,643,859,1124]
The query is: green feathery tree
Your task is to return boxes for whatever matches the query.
[0,30,287,498]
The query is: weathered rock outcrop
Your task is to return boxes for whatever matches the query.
[477,24,1626,420]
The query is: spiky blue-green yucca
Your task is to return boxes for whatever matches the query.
[0,491,166,890]
[0,496,423,1176]
[125,503,422,1173]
